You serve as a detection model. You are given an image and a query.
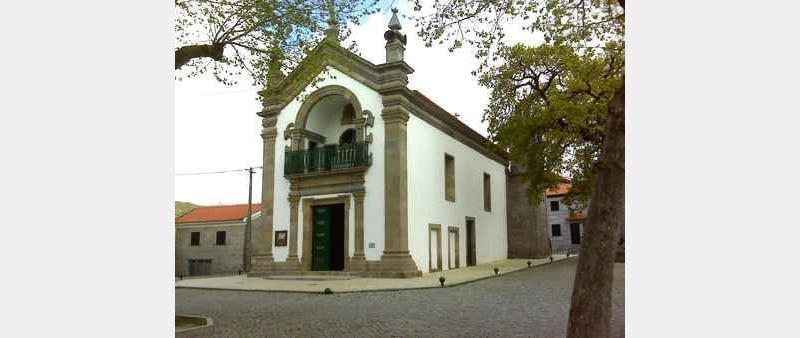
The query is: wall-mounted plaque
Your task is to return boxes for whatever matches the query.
[275,230,288,247]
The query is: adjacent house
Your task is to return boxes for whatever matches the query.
[546,181,589,253]
[243,10,548,278]
[175,204,261,276]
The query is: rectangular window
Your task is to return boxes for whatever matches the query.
[550,200,560,211]
[551,224,562,237]
[483,173,491,211]
[216,231,226,245]
[190,232,200,246]
[444,154,455,202]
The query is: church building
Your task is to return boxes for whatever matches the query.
[248,10,547,278]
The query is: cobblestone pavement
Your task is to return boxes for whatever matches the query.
[176,259,625,337]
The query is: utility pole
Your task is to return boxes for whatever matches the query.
[243,167,254,272]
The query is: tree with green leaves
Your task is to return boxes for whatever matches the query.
[175,0,380,86]
[481,42,623,209]
[413,1,625,337]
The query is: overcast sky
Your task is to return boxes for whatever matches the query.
[175,2,531,206]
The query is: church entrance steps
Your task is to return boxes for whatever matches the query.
[176,255,574,294]
[266,275,355,281]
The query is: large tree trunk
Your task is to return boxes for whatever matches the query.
[174,43,225,70]
[566,76,625,338]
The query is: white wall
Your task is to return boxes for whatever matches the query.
[407,113,509,273]
[546,196,587,252]
[304,95,355,145]
[271,67,386,262]
[267,66,508,270]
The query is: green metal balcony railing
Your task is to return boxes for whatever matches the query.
[284,142,371,176]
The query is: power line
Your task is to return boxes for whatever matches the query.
[175,166,262,176]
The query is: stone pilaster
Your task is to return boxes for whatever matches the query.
[378,97,421,278]
[250,109,278,274]
[349,190,367,272]
[354,116,366,142]
[290,130,302,150]
[301,197,313,271]
[286,192,301,269]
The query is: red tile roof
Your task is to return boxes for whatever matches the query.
[175,203,262,224]
[546,182,573,197]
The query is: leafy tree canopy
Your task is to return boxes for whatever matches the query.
[412,0,624,207]
[175,0,380,86]
[482,42,623,210]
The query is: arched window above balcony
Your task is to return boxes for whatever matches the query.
[290,85,364,151]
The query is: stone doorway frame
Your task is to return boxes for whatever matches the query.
[301,195,351,271]
[428,224,442,272]
[447,226,460,269]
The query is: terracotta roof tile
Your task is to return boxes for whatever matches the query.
[546,182,573,197]
[175,203,262,224]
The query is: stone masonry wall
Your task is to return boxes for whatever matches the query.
[175,222,246,276]
[506,168,550,259]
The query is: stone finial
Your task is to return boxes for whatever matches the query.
[384,8,407,63]
[324,0,339,44]
[388,8,402,30]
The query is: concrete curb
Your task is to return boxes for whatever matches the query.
[175,256,577,295]
[175,313,214,334]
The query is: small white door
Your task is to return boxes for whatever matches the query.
[430,229,440,272]
[448,231,457,269]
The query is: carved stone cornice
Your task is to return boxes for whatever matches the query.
[261,127,278,141]
[381,106,410,125]
[287,192,301,204]
[261,113,278,128]
[291,128,326,144]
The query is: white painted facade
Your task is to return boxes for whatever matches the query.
[268,66,508,272]
[407,113,508,273]
[546,195,588,252]
[271,67,387,262]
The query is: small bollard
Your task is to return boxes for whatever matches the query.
[527,261,531,268]
[178,274,184,280]
[439,276,446,287]
[493,267,499,276]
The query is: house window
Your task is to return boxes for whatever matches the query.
[551,224,562,237]
[190,232,200,246]
[483,173,491,212]
[216,231,226,245]
[444,154,455,202]
[550,200,560,211]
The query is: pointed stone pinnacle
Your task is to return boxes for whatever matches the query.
[388,8,402,30]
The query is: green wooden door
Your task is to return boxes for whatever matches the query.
[312,206,332,271]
